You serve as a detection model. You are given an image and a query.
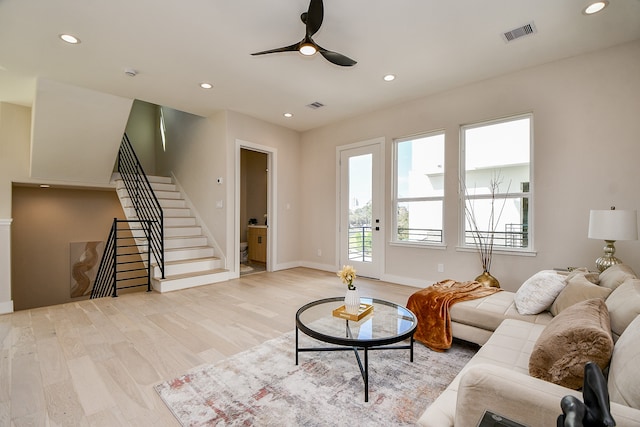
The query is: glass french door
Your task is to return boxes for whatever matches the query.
[339,141,383,279]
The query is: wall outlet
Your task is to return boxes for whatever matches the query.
[317,249,322,257]
[437,263,444,273]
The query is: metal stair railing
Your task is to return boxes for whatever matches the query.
[91,218,153,299]
[117,133,165,279]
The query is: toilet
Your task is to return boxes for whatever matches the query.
[240,242,248,263]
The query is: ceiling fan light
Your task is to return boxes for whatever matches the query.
[299,43,317,56]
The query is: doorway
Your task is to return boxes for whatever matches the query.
[238,145,271,276]
[338,138,384,279]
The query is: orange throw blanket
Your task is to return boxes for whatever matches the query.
[406,279,502,351]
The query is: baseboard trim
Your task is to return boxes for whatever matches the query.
[273,261,303,271]
[298,261,337,273]
[0,300,14,314]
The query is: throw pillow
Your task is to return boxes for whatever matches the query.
[598,264,637,291]
[529,298,614,390]
[607,314,640,408]
[564,267,599,285]
[549,275,612,316]
[605,278,640,339]
[514,270,566,315]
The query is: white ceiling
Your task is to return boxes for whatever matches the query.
[1,0,639,132]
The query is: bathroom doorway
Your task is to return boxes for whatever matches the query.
[239,147,269,276]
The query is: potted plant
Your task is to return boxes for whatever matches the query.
[337,265,359,313]
[463,173,511,288]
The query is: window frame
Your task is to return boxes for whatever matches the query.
[391,130,446,247]
[458,113,535,254]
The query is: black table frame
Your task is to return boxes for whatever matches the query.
[295,297,417,402]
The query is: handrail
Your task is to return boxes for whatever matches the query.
[117,134,165,278]
[91,218,153,299]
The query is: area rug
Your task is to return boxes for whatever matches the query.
[239,264,254,274]
[154,331,476,426]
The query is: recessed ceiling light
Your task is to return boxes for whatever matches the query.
[583,1,608,15]
[59,34,80,44]
[383,74,396,82]
[200,82,213,89]
[283,113,293,118]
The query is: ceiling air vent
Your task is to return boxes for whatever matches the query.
[502,22,537,43]
[306,101,325,110]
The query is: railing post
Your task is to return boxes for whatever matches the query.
[361,226,366,262]
[111,219,118,298]
[147,220,152,292]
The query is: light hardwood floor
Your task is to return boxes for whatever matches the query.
[1,267,418,426]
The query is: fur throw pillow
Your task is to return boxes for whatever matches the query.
[529,298,614,390]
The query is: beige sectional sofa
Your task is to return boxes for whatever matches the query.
[418,264,640,427]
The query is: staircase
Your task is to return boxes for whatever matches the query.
[115,175,228,292]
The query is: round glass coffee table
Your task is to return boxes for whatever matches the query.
[295,297,417,402]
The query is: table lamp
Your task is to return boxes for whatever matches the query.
[588,207,638,272]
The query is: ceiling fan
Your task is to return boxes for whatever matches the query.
[251,0,357,67]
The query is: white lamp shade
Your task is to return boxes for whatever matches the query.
[588,209,638,241]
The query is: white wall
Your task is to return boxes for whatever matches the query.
[156,108,228,255]
[30,79,133,184]
[0,102,31,313]
[125,100,160,175]
[226,111,301,271]
[300,40,640,291]
[157,109,301,273]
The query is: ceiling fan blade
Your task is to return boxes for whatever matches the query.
[318,47,357,67]
[251,42,300,56]
[305,0,324,37]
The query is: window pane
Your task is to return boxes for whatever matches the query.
[397,201,443,243]
[464,197,528,248]
[349,154,372,227]
[464,117,530,194]
[397,134,444,198]
[349,154,372,262]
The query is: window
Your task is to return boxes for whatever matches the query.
[160,107,167,152]
[393,131,445,244]
[460,114,532,251]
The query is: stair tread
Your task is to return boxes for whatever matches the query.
[164,236,207,241]
[159,256,221,266]
[156,268,227,281]
[164,245,213,252]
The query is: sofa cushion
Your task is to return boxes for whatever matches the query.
[599,263,637,291]
[549,275,612,316]
[514,270,566,315]
[529,298,614,390]
[606,279,640,340]
[450,291,553,333]
[608,315,640,409]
